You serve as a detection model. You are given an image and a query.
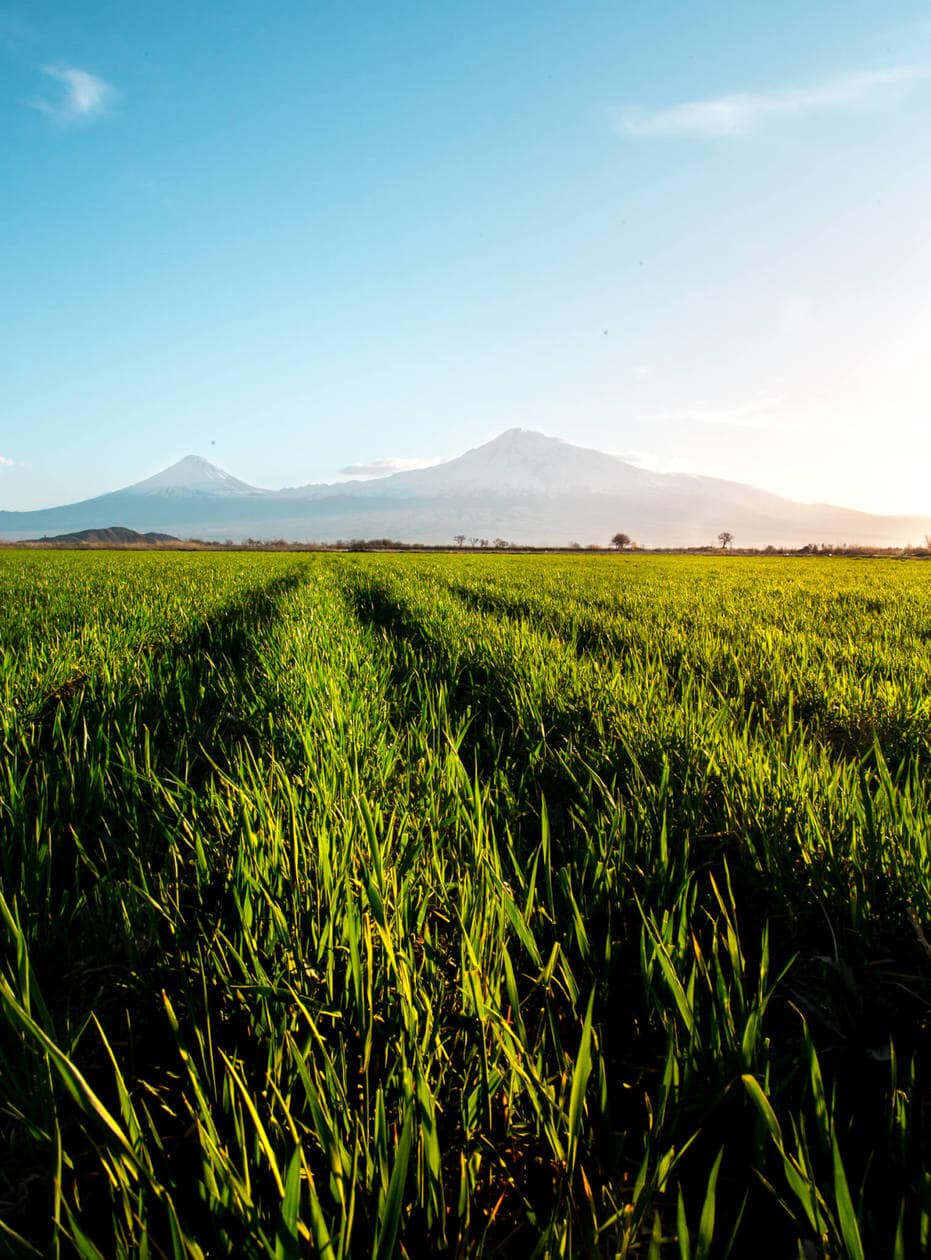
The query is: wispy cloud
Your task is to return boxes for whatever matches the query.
[339,455,444,479]
[640,396,790,431]
[0,455,16,467]
[618,66,929,139]
[31,64,115,124]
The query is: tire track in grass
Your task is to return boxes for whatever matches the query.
[158,562,596,1256]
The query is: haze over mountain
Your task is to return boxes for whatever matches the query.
[1,430,929,548]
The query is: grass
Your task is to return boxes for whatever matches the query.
[0,550,928,1257]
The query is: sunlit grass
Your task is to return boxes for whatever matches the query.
[0,551,928,1256]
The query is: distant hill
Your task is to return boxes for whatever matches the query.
[2,430,930,548]
[19,526,180,547]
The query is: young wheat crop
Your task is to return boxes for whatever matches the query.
[0,551,928,1257]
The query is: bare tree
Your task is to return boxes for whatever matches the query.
[611,532,631,551]
[718,530,734,550]
[454,534,466,547]
[469,537,479,548]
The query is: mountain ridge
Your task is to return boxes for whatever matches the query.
[2,429,929,548]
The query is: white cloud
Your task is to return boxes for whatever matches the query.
[618,66,929,139]
[640,396,791,431]
[339,455,445,479]
[0,455,16,467]
[32,65,115,124]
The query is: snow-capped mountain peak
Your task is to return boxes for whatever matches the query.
[366,427,648,496]
[124,455,264,497]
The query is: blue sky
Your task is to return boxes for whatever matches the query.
[3,2,931,512]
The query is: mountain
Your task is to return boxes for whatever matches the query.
[1,429,929,548]
[281,429,651,500]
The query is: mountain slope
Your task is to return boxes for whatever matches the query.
[1,431,929,547]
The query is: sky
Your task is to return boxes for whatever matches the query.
[2,1,931,513]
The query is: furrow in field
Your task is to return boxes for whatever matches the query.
[151,561,633,1254]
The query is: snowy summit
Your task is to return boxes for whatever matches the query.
[124,455,264,497]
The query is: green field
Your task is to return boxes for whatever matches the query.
[1,551,929,1257]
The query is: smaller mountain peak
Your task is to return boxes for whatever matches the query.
[124,455,264,497]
